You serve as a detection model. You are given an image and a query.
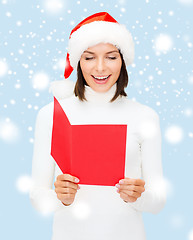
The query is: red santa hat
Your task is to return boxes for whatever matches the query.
[50,12,135,99]
[64,11,135,79]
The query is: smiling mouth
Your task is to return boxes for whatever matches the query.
[92,75,111,80]
[91,75,111,85]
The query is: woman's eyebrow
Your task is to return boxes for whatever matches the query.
[83,50,119,54]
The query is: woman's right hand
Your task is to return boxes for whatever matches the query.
[54,174,80,206]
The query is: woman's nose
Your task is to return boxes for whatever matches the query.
[95,58,106,72]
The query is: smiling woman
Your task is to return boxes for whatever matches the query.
[74,42,128,102]
[80,43,122,91]
[30,11,166,240]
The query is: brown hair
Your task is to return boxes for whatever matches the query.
[73,50,128,102]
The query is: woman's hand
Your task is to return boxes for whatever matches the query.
[115,178,145,203]
[54,174,80,206]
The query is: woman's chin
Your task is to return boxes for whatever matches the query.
[91,83,111,93]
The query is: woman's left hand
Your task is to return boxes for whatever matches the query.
[115,178,145,203]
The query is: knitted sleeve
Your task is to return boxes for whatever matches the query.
[29,103,64,215]
[128,108,167,214]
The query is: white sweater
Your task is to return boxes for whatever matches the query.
[30,82,166,240]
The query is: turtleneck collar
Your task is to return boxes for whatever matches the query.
[83,83,119,104]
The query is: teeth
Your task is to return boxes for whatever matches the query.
[93,75,110,80]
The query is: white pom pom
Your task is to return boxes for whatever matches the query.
[49,79,75,99]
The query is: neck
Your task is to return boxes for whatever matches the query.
[83,83,118,104]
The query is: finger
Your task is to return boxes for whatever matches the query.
[118,184,145,194]
[123,197,137,203]
[55,187,77,194]
[57,193,74,202]
[56,181,79,190]
[119,178,145,187]
[119,192,137,203]
[124,196,137,203]
[57,174,80,183]
[122,189,142,198]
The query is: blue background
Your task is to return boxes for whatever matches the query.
[0,0,193,239]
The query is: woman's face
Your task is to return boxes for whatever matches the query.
[80,42,122,93]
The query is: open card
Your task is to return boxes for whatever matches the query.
[51,97,127,186]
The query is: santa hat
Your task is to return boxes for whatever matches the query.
[64,11,135,79]
[50,12,134,99]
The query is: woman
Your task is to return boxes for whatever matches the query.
[30,12,166,240]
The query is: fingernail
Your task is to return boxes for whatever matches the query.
[116,188,120,193]
[115,184,120,188]
[119,180,124,184]
[75,178,79,183]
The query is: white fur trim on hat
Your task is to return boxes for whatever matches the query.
[68,21,135,70]
[49,79,75,99]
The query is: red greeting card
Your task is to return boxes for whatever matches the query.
[51,97,127,186]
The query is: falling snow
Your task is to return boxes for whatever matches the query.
[0,118,20,143]
[153,34,173,54]
[165,125,184,144]
[0,1,192,239]
[178,0,193,5]
[16,175,33,193]
[32,72,50,90]
[43,0,65,15]
[0,59,8,77]
[188,230,193,240]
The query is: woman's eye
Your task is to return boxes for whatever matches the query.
[85,57,94,60]
[85,57,117,60]
[108,57,117,60]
